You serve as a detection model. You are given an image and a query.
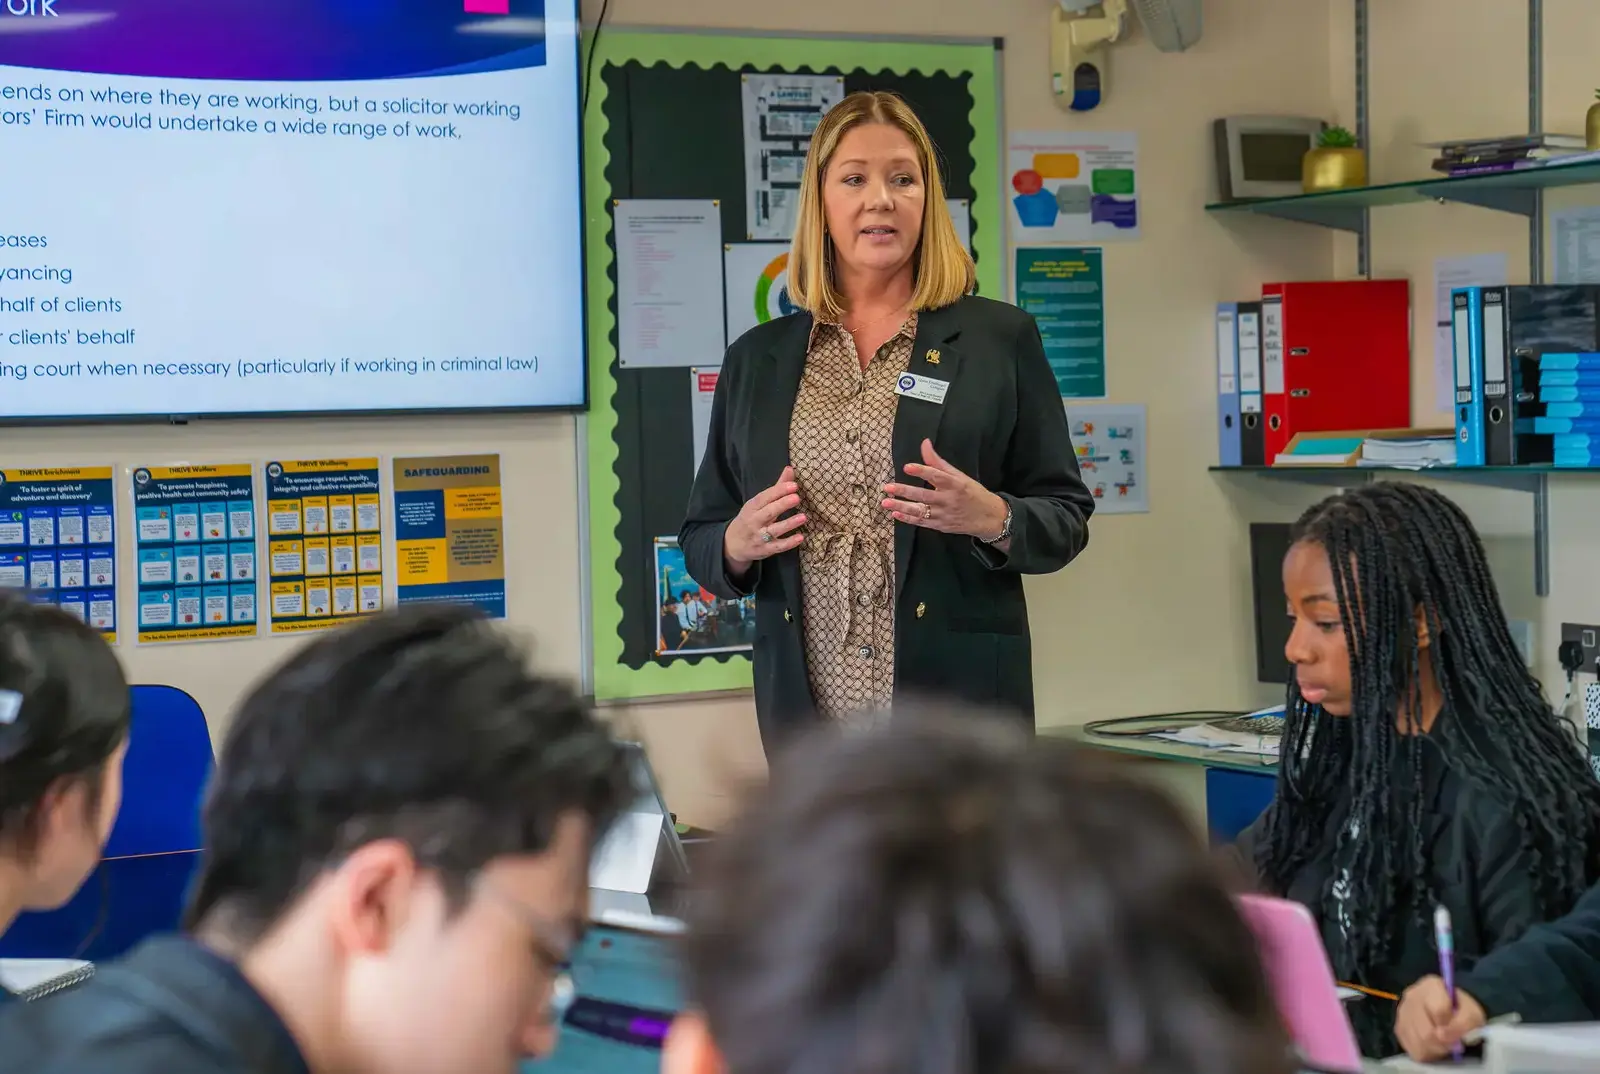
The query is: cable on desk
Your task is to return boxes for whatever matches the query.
[1081,710,1250,738]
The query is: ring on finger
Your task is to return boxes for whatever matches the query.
[759,528,773,543]
[921,504,933,521]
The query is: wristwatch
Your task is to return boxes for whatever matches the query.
[981,501,1013,545]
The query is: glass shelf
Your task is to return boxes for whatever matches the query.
[1205,159,1600,232]
[1209,464,1568,597]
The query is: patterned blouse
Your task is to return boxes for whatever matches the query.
[787,314,917,726]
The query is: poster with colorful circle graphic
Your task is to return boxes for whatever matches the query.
[723,242,796,345]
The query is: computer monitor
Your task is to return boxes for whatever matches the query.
[526,910,686,1074]
[1249,522,1294,686]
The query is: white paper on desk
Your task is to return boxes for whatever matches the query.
[615,199,726,369]
[1146,724,1278,756]
[1480,1023,1600,1073]
[1551,206,1600,286]
[1433,253,1508,412]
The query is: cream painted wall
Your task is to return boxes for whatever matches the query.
[20,1,1355,831]
[579,0,1338,757]
[1326,0,1600,703]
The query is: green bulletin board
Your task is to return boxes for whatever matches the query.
[583,30,1002,701]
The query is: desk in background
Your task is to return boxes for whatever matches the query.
[1042,715,1279,843]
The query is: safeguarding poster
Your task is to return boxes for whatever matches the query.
[1015,247,1107,398]
[392,455,506,618]
[0,466,118,640]
[1008,130,1140,243]
[131,464,259,644]
[264,458,384,634]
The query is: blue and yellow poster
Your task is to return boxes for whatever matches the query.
[264,458,384,634]
[0,466,119,641]
[131,464,258,644]
[392,455,506,618]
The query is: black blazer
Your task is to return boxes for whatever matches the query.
[679,294,1095,752]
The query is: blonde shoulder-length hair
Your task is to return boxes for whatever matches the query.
[787,90,975,323]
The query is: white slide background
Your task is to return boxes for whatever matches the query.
[0,44,584,418]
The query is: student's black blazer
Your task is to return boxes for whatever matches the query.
[679,294,1096,752]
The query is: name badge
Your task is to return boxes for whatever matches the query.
[895,372,950,405]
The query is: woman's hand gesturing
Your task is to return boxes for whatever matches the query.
[724,466,806,578]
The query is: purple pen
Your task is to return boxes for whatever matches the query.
[1435,905,1464,1062]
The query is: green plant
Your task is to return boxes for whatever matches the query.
[1318,125,1358,149]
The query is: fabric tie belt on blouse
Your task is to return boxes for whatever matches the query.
[808,529,893,639]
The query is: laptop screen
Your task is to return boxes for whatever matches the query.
[527,921,685,1074]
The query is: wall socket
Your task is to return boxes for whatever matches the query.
[1560,622,1600,676]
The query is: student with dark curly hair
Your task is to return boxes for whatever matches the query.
[1238,482,1600,1057]
[668,716,1298,1074]
[0,592,130,993]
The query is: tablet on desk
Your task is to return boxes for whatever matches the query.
[525,911,685,1074]
[1236,893,1365,1074]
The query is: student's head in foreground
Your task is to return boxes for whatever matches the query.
[183,604,633,1074]
[0,592,130,937]
[666,713,1295,1074]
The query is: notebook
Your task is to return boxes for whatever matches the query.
[0,958,95,1001]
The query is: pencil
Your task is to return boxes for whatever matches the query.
[1337,981,1399,1002]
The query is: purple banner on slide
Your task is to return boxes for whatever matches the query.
[0,0,551,81]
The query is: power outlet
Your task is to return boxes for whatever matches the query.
[1560,622,1600,676]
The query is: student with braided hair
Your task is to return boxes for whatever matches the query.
[1234,481,1600,1059]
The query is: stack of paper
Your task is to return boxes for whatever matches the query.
[1146,724,1280,758]
[1481,1023,1600,1073]
[1358,435,1457,469]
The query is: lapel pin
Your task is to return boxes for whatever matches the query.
[915,602,926,618]
[925,349,941,365]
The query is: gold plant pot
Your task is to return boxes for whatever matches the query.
[1587,102,1600,150]
[1302,147,1368,193]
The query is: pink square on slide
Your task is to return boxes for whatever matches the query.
[464,0,510,12]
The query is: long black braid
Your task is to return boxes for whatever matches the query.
[1252,482,1600,1044]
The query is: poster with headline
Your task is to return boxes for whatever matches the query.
[130,463,259,644]
[392,454,506,619]
[264,458,384,634]
[0,466,118,641]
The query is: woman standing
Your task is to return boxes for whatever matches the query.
[0,593,130,999]
[680,91,1095,752]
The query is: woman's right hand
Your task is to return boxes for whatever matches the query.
[724,466,806,578]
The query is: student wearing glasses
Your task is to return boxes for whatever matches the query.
[0,592,131,1000]
[1,605,634,1074]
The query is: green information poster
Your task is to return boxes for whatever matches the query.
[1015,246,1106,398]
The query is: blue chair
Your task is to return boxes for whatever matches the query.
[0,684,213,960]
[1206,767,1277,845]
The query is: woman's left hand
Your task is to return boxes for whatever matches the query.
[882,439,1008,540]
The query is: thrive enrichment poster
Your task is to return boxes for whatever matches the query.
[130,464,259,644]
[264,459,384,633]
[392,455,506,618]
[0,466,118,640]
